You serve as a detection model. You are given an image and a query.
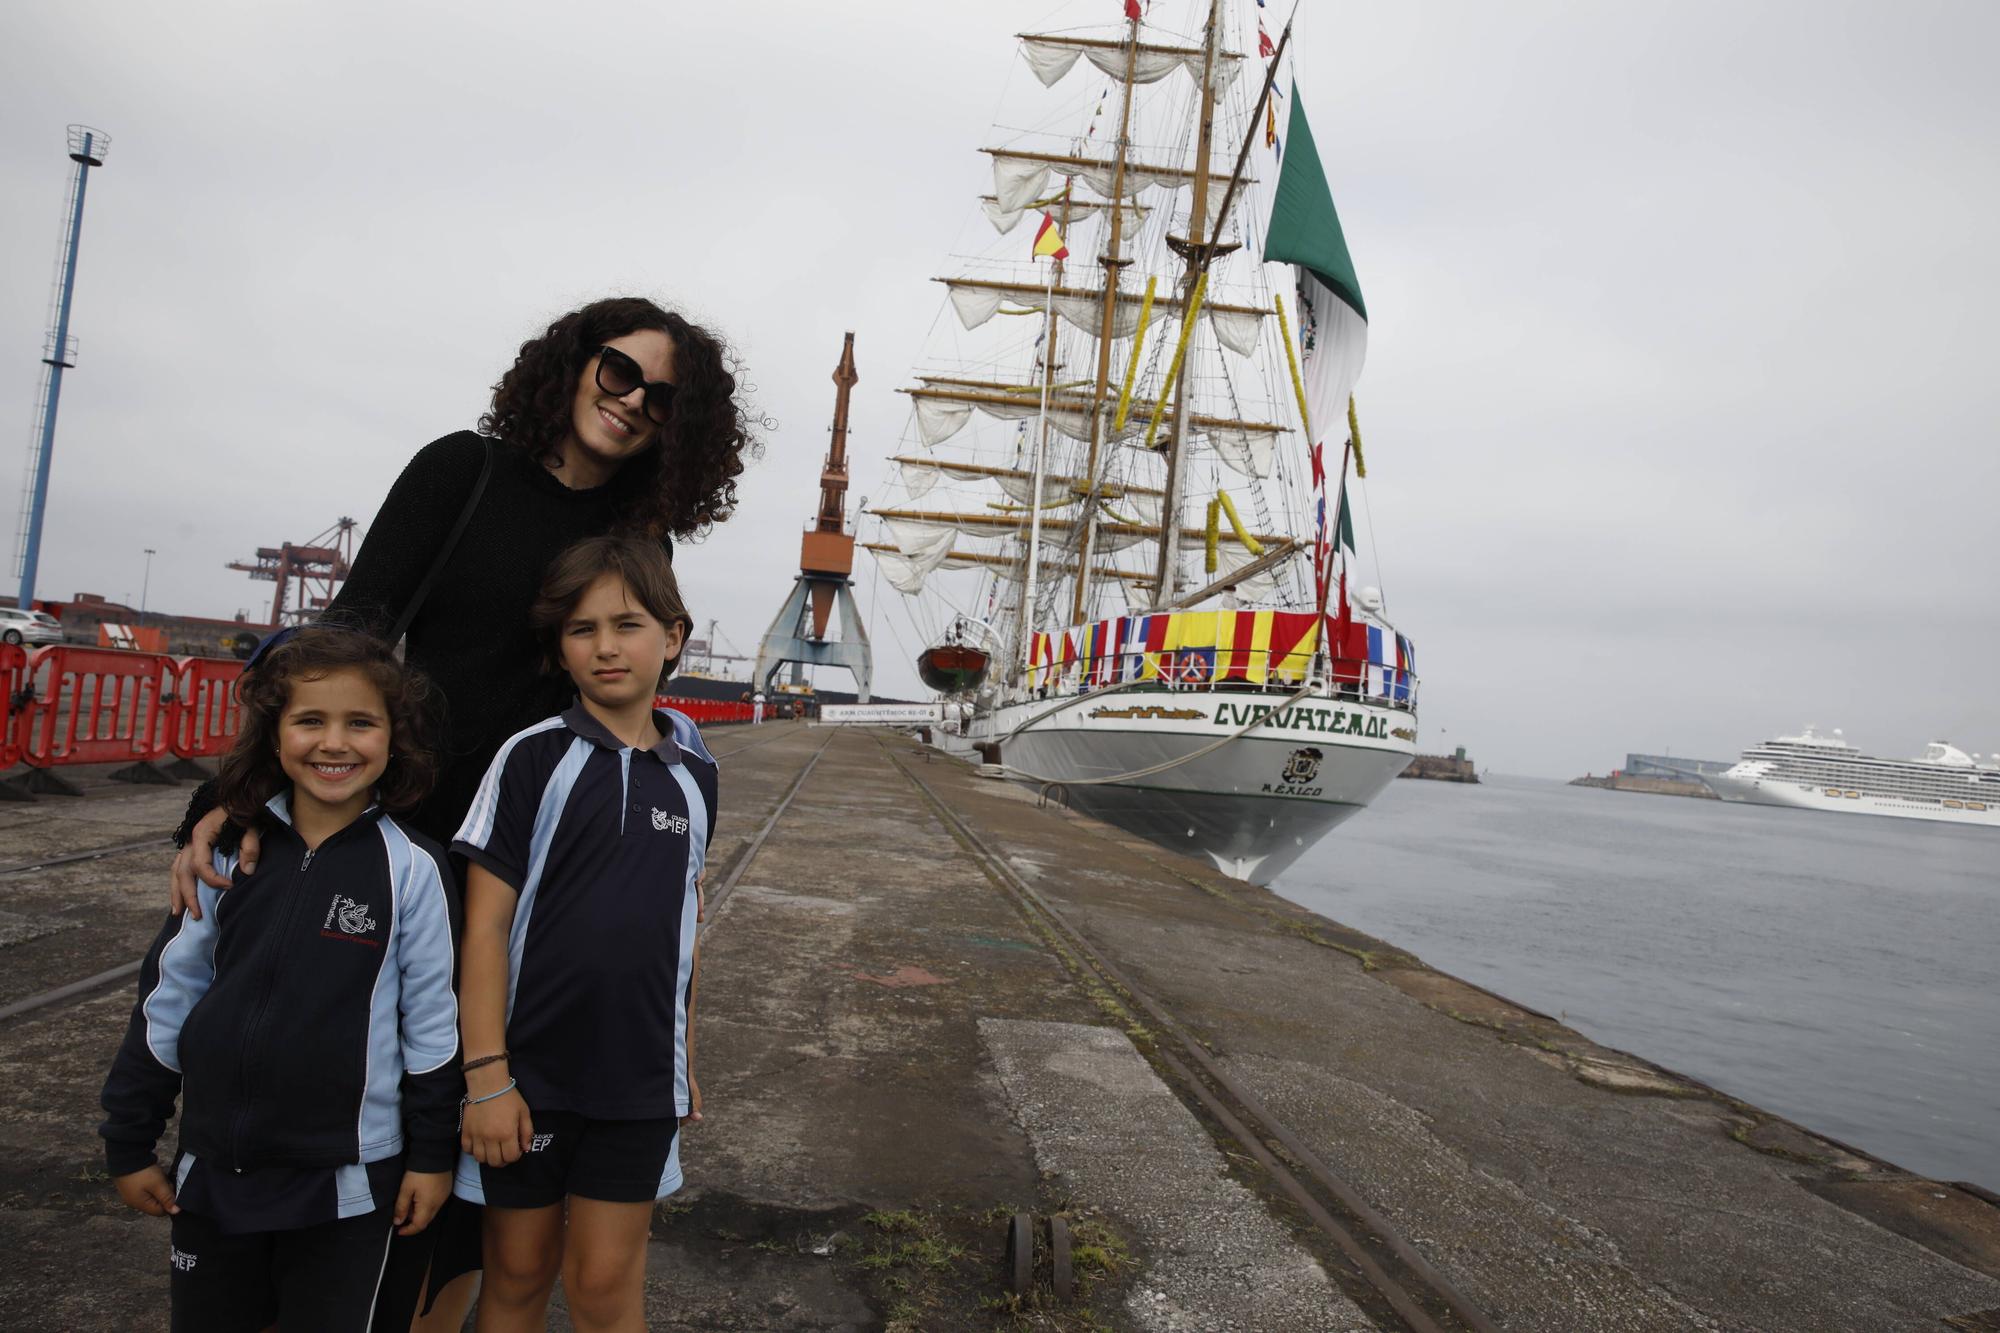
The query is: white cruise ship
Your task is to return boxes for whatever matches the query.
[1705,727,2000,827]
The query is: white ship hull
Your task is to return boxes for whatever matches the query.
[1705,769,2000,828]
[971,687,1416,883]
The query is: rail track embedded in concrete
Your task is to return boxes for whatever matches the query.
[876,731,1501,1333]
[0,834,171,879]
[699,728,835,932]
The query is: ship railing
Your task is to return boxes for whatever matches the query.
[1023,647,1419,712]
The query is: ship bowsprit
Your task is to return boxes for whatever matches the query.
[979,689,1416,884]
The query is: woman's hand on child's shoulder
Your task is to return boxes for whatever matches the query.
[112,1164,180,1217]
[394,1170,452,1236]
[169,808,262,919]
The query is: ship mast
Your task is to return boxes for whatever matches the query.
[1016,189,1079,682]
[1152,5,1295,607]
[1151,0,1223,605]
[1066,13,1143,627]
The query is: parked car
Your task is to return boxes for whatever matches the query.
[0,607,65,646]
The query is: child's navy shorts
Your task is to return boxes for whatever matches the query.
[168,1208,394,1333]
[455,1109,681,1208]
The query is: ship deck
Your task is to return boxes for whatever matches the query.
[2,724,1996,1330]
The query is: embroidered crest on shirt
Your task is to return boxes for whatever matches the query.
[651,808,689,834]
[319,895,381,946]
[325,895,377,934]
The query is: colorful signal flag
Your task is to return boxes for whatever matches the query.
[1033,213,1069,261]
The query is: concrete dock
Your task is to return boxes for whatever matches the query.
[1,723,1996,1331]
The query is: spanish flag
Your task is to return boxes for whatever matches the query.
[1032,213,1069,261]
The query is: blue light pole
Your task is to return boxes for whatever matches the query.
[17,125,110,610]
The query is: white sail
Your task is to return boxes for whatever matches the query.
[1018,35,1245,94]
[940,277,1268,352]
[869,6,1416,888]
[986,149,1250,224]
[981,194,1149,237]
[877,10,1358,638]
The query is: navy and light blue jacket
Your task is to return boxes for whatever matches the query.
[99,795,462,1195]
[452,705,716,1123]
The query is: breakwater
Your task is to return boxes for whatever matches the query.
[1571,772,1718,798]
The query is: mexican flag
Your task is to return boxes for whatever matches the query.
[1263,86,1367,450]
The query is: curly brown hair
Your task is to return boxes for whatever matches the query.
[479,296,763,540]
[212,626,441,825]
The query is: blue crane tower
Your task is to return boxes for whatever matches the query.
[16,125,110,610]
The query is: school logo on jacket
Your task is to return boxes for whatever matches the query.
[320,895,381,947]
[651,808,689,835]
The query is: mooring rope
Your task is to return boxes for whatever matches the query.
[991,677,1324,792]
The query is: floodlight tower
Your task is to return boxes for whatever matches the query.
[16,125,110,610]
[753,332,873,700]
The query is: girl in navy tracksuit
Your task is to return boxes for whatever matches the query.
[100,627,463,1333]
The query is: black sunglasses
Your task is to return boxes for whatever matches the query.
[593,345,678,426]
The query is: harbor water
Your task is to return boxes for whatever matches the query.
[1277,774,1999,1191]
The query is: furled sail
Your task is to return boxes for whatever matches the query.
[940,277,1267,352]
[980,194,1148,237]
[862,543,1154,588]
[900,384,1284,479]
[869,506,1282,549]
[1018,35,1245,94]
[890,455,1161,505]
[986,149,1249,223]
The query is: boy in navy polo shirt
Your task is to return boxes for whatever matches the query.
[452,535,714,1332]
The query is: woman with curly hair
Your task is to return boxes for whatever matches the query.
[164,294,760,1328]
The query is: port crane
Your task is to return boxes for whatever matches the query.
[227,517,356,626]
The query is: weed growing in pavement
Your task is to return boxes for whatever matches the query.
[863,1208,923,1234]
[846,1202,1135,1330]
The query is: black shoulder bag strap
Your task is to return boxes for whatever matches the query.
[387,437,495,646]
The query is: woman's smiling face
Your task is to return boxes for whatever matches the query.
[565,328,676,481]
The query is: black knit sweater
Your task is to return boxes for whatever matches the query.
[183,431,671,849]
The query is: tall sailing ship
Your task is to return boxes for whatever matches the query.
[865,1,1419,884]
[1706,727,2000,827]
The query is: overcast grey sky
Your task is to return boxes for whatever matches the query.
[3,0,1994,778]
